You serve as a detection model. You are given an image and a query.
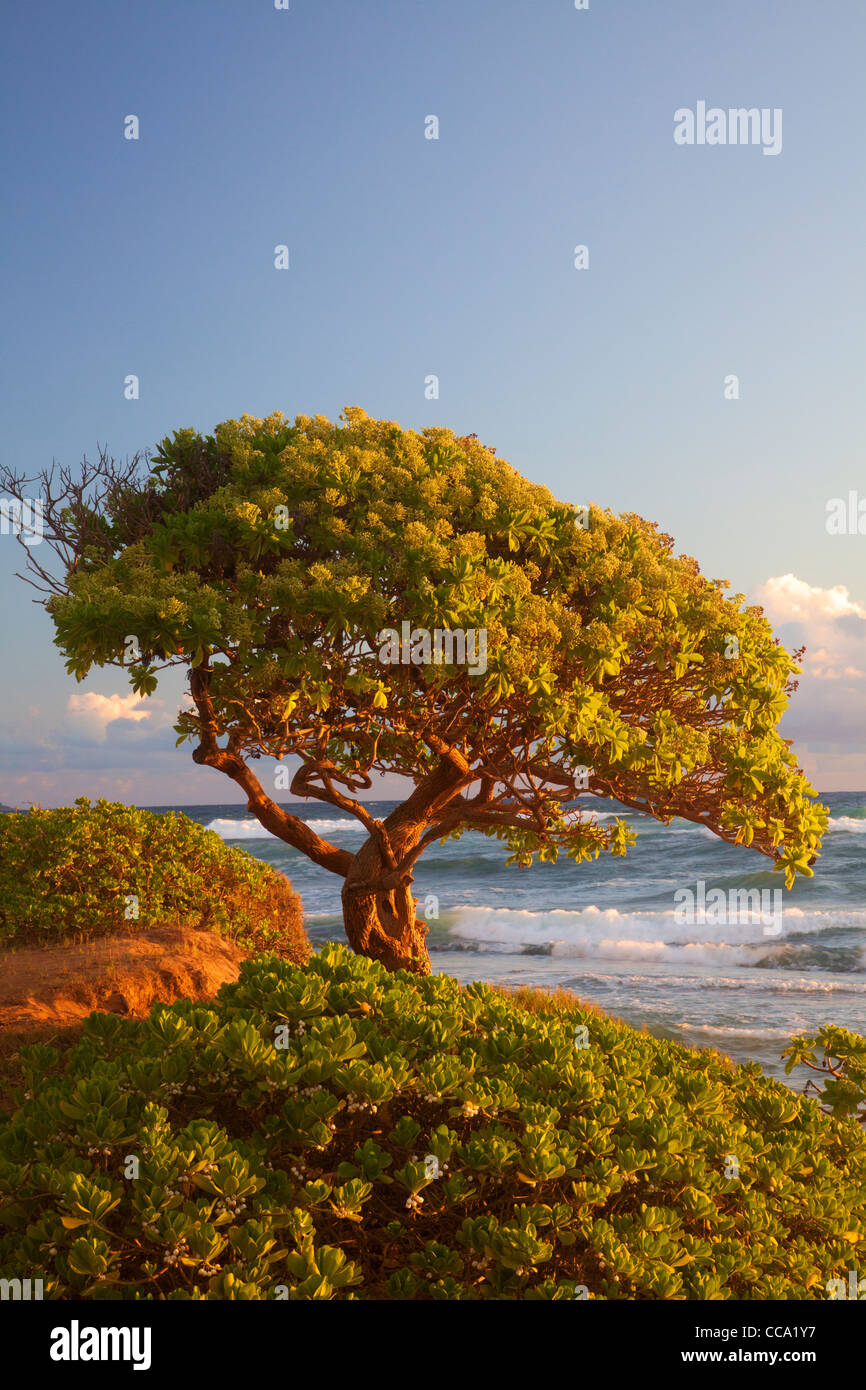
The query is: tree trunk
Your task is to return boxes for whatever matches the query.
[341,829,431,974]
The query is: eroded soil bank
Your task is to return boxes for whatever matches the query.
[0,926,246,1031]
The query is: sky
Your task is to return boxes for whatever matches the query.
[0,0,864,806]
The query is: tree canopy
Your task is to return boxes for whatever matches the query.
[1,408,827,972]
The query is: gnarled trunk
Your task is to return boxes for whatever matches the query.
[341,828,431,974]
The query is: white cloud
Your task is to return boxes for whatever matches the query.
[756,575,866,683]
[758,573,866,625]
[752,575,866,781]
[66,691,157,742]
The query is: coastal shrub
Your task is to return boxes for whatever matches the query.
[0,798,308,961]
[0,944,864,1300]
[784,1027,866,1124]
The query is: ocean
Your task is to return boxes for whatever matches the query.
[150,793,866,1085]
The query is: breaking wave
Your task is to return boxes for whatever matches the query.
[446,903,864,970]
[204,816,366,839]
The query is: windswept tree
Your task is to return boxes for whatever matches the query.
[1,409,826,973]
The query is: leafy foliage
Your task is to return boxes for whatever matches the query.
[0,945,863,1300]
[35,410,825,889]
[784,1027,866,1123]
[0,798,308,960]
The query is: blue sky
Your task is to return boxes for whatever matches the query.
[1,0,864,805]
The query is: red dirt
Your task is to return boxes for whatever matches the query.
[0,927,247,1031]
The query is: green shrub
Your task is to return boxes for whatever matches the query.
[0,797,308,961]
[784,1027,866,1123]
[0,944,864,1300]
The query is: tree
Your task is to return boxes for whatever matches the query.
[0,408,827,974]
